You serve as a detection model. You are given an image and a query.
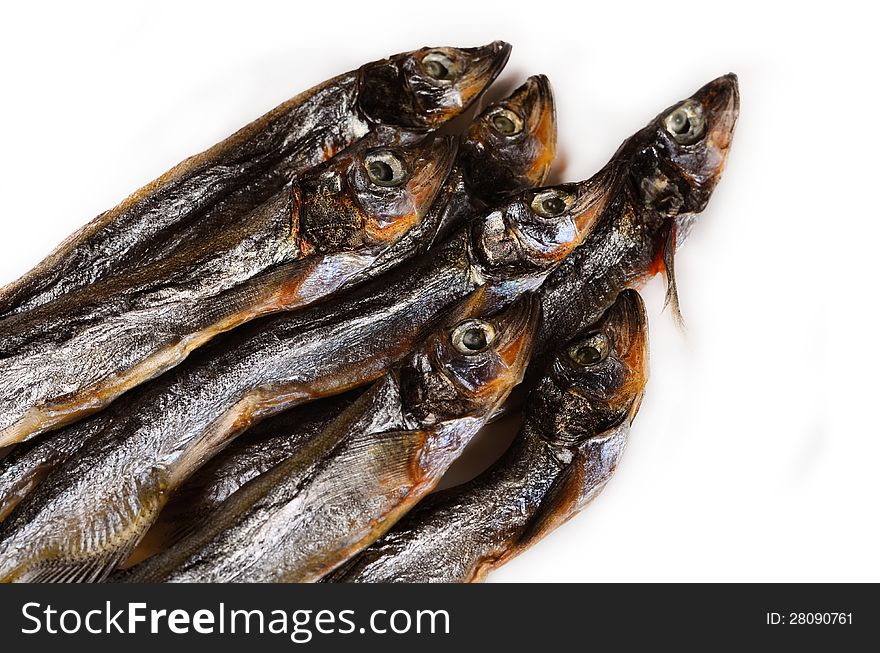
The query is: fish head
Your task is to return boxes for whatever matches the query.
[297,133,457,254]
[470,176,610,278]
[358,41,512,131]
[460,74,558,205]
[398,290,541,424]
[629,74,740,218]
[530,290,649,445]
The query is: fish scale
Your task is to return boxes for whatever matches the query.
[0,42,511,318]
[0,131,457,447]
[119,293,540,583]
[328,290,649,583]
[0,69,738,585]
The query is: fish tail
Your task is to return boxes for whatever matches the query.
[14,543,139,583]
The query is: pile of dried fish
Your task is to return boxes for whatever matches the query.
[0,42,738,583]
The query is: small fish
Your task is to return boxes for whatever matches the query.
[0,74,558,522]
[0,42,510,319]
[121,291,539,583]
[143,75,557,541]
[329,289,648,583]
[143,392,362,545]
[366,74,557,279]
[0,170,605,583]
[0,132,457,447]
[533,74,739,377]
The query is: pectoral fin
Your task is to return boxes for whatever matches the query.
[661,222,685,330]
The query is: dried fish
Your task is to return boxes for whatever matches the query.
[0,170,604,582]
[329,290,648,583]
[0,132,456,447]
[0,42,510,317]
[121,292,539,582]
[144,75,557,539]
[533,74,739,376]
[0,74,557,523]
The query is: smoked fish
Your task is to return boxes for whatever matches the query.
[330,289,648,583]
[532,74,739,376]
[0,42,510,317]
[0,74,557,520]
[122,291,539,582]
[0,172,603,582]
[0,132,456,447]
[143,74,557,538]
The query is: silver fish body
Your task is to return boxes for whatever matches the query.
[0,164,604,582]
[330,289,649,583]
[0,132,457,447]
[0,42,510,318]
[145,391,362,543]
[138,75,557,542]
[121,292,539,582]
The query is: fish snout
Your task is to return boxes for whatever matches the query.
[453,40,513,110]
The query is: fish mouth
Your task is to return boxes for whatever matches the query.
[470,292,541,402]
[507,75,558,184]
[558,290,649,426]
[603,290,650,417]
[357,41,510,131]
[698,73,739,148]
[364,135,457,246]
[410,41,512,127]
[501,74,555,128]
[437,289,540,396]
[454,41,513,111]
[603,289,649,363]
[692,73,740,181]
[509,176,613,266]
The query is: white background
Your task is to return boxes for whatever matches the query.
[1,1,876,582]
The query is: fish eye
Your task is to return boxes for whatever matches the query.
[487,107,524,136]
[421,52,457,82]
[530,189,574,218]
[364,150,408,187]
[664,101,705,145]
[568,332,611,366]
[451,319,497,355]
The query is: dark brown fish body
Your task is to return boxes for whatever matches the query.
[147,391,362,542]
[0,43,511,320]
[0,162,606,581]
[120,292,539,583]
[143,75,557,537]
[0,133,457,447]
[330,290,648,583]
[532,74,739,376]
[0,75,558,524]
[366,74,556,279]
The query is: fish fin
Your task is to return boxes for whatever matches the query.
[470,461,589,580]
[19,542,140,583]
[661,222,686,331]
[496,430,628,576]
